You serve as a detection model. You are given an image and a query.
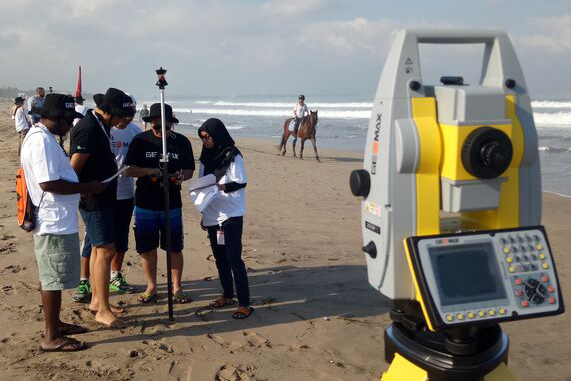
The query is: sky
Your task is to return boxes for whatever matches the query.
[1,0,571,99]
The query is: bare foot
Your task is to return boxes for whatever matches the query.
[89,304,126,314]
[95,310,127,329]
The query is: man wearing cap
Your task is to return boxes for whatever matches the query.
[125,103,195,304]
[70,88,134,328]
[21,94,107,351]
[292,94,309,138]
[13,96,31,155]
[28,87,46,124]
[73,94,141,301]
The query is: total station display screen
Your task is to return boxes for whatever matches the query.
[428,243,506,306]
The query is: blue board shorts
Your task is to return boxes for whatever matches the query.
[134,207,184,254]
[81,199,134,258]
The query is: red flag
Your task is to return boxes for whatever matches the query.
[75,66,82,98]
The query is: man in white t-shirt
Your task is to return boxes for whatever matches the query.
[13,97,31,155]
[292,94,309,137]
[21,94,106,352]
[28,87,46,124]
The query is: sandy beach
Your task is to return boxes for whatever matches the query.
[0,102,570,381]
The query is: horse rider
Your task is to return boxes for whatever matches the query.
[292,94,309,138]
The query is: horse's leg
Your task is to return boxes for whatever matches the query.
[300,138,306,160]
[311,136,320,162]
[278,133,284,155]
[292,136,297,157]
[281,133,289,156]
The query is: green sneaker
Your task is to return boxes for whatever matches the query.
[73,280,91,303]
[109,273,135,294]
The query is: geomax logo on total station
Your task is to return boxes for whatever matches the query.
[371,113,381,175]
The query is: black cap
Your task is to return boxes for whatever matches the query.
[143,103,179,123]
[93,93,104,108]
[298,94,305,100]
[75,95,85,102]
[101,88,136,117]
[14,97,25,104]
[40,94,84,119]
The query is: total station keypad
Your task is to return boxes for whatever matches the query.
[501,232,558,309]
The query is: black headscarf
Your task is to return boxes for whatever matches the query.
[198,118,242,180]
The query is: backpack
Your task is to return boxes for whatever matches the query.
[16,168,36,232]
[16,166,45,233]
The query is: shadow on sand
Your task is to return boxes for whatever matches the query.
[95,264,391,345]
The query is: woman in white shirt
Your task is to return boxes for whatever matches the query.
[198,118,253,319]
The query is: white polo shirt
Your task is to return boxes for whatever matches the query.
[21,124,80,235]
[200,154,247,227]
[293,102,308,119]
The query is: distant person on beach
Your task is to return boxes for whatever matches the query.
[292,94,308,138]
[28,87,46,124]
[13,97,31,155]
[70,88,135,328]
[73,95,141,302]
[197,118,253,319]
[73,96,87,126]
[125,103,195,304]
[139,104,149,130]
[21,94,106,352]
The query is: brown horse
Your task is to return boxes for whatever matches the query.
[277,110,320,161]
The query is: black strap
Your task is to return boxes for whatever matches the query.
[224,182,247,193]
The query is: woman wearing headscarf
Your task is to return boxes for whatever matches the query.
[197,118,253,319]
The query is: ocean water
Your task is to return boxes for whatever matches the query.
[139,94,571,196]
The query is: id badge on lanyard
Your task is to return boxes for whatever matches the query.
[216,228,225,245]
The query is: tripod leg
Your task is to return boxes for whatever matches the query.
[381,353,428,381]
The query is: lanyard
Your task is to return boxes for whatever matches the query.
[92,110,111,140]
[92,110,114,153]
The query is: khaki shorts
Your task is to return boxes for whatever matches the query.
[33,233,80,291]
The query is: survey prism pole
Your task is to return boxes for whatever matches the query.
[156,67,174,321]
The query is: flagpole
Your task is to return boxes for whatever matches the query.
[156,67,174,321]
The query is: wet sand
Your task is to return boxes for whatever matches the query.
[0,102,570,380]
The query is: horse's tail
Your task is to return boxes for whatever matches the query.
[278,118,290,149]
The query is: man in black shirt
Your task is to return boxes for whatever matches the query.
[70,88,135,328]
[125,103,195,304]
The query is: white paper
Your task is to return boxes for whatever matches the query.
[190,184,218,212]
[187,174,216,192]
[102,166,129,183]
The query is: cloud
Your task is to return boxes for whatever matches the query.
[259,0,333,17]
[517,15,571,52]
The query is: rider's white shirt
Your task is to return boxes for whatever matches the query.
[293,103,308,119]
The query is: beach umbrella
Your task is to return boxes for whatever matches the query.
[156,67,175,321]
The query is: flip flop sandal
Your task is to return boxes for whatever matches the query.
[60,324,88,336]
[137,292,158,304]
[209,296,236,309]
[42,324,88,337]
[233,306,254,320]
[40,337,87,352]
[173,291,193,304]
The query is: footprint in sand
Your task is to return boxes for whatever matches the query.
[215,364,256,381]
[2,285,14,295]
[207,333,243,351]
[243,332,271,348]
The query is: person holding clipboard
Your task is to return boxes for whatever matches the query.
[197,118,253,319]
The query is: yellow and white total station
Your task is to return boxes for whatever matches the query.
[350,29,565,381]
